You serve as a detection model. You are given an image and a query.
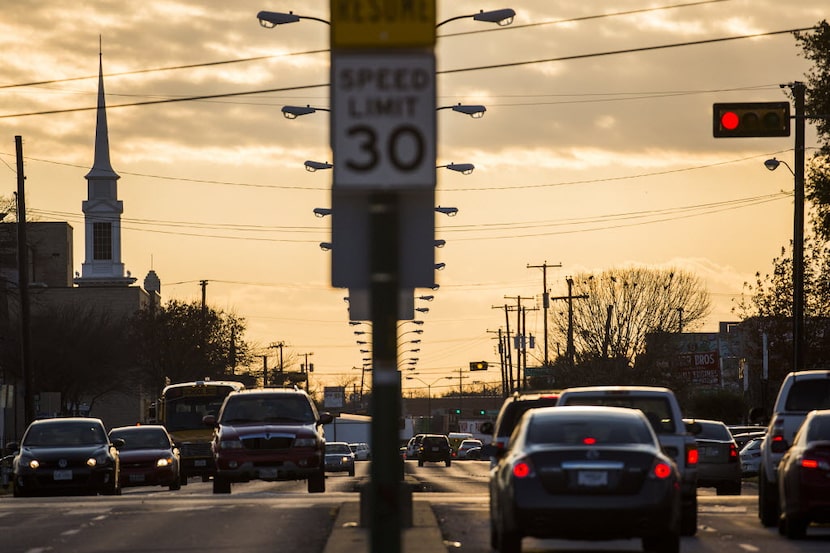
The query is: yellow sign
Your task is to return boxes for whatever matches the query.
[330,0,435,48]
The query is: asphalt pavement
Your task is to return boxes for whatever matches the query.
[323,499,447,553]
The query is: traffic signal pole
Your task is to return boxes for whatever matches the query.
[791,81,806,372]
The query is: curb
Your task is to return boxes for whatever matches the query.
[323,500,446,553]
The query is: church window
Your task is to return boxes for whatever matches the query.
[93,222,112,260]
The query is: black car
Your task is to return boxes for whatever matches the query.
[109,425,181,491]
[9,417,123,497]
[418,434,452,467]
[480,390,560,460]
[777,409,830,539]
[489,405,681,553]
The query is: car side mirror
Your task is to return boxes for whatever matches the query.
[319,412,334,425]
[202,414,217,427]
[771,438,789,454]
[685,421,702,435]
[5,441,19,453]
[111,438,126,449]
[479,421,494,435]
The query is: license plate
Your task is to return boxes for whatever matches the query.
[258,467,278,479]
[129,474,146,482]
[578,470,608,487]
[194,459,207,467]
[706,447,720,456]
[53,469,73,481]
[432,447,439,452]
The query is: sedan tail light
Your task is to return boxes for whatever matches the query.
[728,443,738,463]
[686,443,699,466]
[512,457,534,479]
[651,461,673,480]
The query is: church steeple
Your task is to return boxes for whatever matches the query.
[75,44,135,287]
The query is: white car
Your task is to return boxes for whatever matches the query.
[348,442,371,461]
[456,439,483,459]
[739,437,763,476]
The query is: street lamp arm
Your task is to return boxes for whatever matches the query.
[436,9,516,28]
[257,11,331,27]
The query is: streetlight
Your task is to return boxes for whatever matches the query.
[282,104,330,119]
[434,206,458,216]
[437,102,486,118]
[304,160,333,172]
[305,161,474,174]
[287,102,483,119]
[405,375,451,432]
[417,295,434,302]
[257,10,330,27]
[764,157,795,175]
[436,8,516,28]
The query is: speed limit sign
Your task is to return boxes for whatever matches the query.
[331,51,436,189]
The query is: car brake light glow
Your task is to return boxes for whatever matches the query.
[583,437,597,445]
[513,461,531,478]
[653,462,672,479]
[686,445,699,465]
[728,443,738,462]
[801,458,819,469]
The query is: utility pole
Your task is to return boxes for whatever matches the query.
[505,296,534,391]
[790,81,806,372]
[269,341,285,384]
[550,277,589,367]
[15,135,34,425]
[199,280,208,313]
[527,261,561,367]
[261,355,269,387]
[301,352,314,392]
[492,304,514,393]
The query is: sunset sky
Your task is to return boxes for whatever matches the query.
[0,1,825,398]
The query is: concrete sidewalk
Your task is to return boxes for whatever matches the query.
[322,500,447,553]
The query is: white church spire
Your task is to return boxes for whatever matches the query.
[75,43,136,287]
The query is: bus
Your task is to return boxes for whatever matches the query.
[157,380,245,484]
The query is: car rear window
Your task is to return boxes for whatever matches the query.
[806,414,830,442]
[497,397,560,437]
[696,422,732,441]
[526,414,653,446]
[784,379,830,412]
[558,395,675,434]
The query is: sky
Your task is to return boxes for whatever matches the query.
[0,0,825,400]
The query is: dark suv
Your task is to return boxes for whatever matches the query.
[205,388,333,494]
[418,434,452,467]
[480,390,560,458]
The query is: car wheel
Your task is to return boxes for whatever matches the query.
[308,466,326,493]
[497,523,522,553]
[782,513,808,539]
[642,531,680,553]
[348,467,355,477]
[169,476,182,491]
[758,470,779,527]
[680,494,697,536]
[490,517,499,549]
[445,459,451,467]
[213,475,231,494]
[417,459,424,467]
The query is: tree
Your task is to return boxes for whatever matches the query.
[794,21,830,239]
[549,267,710,366]
[128,299,253,391]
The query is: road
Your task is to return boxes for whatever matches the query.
[1,460,828,553]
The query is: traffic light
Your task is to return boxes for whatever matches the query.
[469,361,488,371]
[478,409,486,416]
[453,408,461,415]
[712,102,790,138]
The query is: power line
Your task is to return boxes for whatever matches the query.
[0,26,816,120]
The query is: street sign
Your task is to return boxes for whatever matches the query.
[330,0,436,48]
[331,51,436,189]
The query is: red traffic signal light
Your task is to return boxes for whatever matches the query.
[713,102,790,138]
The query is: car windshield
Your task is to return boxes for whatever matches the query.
[222,395,314,423]
[110,429,170,450]
[526,415,654,446]
[24,422,107,447]
[327,443,352,455]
